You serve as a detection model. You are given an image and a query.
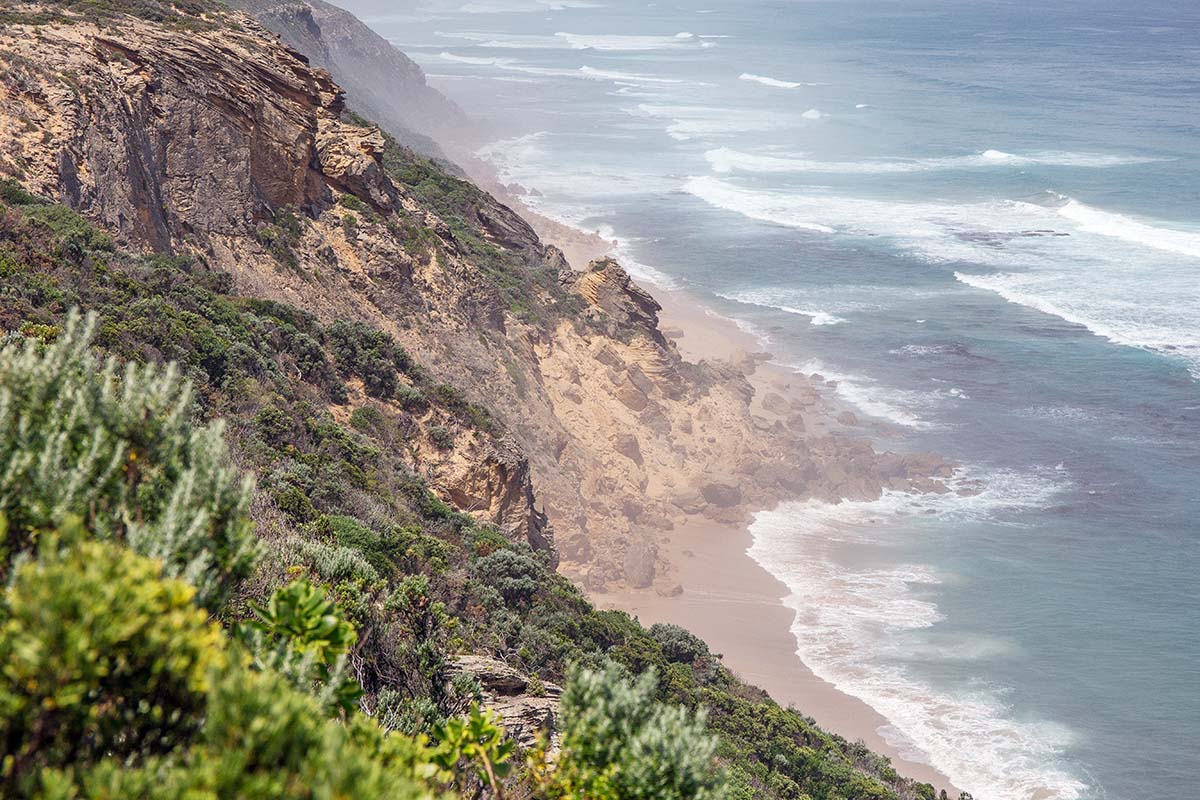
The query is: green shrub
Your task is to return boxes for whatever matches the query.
[255,206,304,272]
[430,705,514,797]
[290,538,380,585]
[311,513,400,576]
[0,312,256,609]
[534,662,721,800]
[649,623,711,665]
[396,383,427,412]
[350,405,385,432]
[428,425,453,450]
[0,528,223,792]
[474,547,541,605]
[275,484,317,523]
[327,320,414,399]
[238,579,362,713]
[45,665,438,800]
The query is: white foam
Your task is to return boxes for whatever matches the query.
[457,0,602,12]
[436,30,711,50]
[555,31,711,50]
[801,108,825,119]
[748,468,1086,800]
[955,271,1200,377]
[739,72,819,89]
[686,176,1200,376]
[437,52,689,85]
[474,131,678,233]
[792,358,960,428]
[1056,197,1200,259]
[607,238,680,290]
[628,104,792,141]
[717,287,867,326]
[703,147,1164,175]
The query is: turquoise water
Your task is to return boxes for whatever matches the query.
[355,1,1199,797]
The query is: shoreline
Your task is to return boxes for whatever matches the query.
[608,282,960,795]
[528,212,959,792]
[460,156,959,792]
[590,518,956,793]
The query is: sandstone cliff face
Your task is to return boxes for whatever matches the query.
[0,6,555,552]
[0,5,940,592]
[229,0,473,159]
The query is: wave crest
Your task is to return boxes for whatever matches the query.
[704,147,1164,175]
[748,468,1086,800]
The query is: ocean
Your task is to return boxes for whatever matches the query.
[355,1,1200,797]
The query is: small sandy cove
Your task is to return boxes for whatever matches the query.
[470,170,959,791]
[553,226,959,793]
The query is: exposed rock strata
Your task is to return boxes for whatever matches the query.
[451,655,561,751]
[229,0,473,158]
[0,7,951,592]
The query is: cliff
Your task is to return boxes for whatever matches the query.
[228,0,474,160]
[0,0,946,592]
[0,5,964,796]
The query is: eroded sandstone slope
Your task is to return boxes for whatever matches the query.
[0,1,946,591]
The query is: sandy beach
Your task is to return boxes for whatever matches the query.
[527,218,959,792]
[463,141,961,788]
[612,287,957,793]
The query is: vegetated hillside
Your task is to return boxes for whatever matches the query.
[228,0,474,160]
[0,0,926,599]
[0,2,971,798]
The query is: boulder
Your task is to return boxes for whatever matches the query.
[613,432,644,465]
[623,538,657,588]
[762,392,790,415]
[672,488,706,514]
[700,480,743,508]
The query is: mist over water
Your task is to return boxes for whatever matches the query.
[354,1,1200,797]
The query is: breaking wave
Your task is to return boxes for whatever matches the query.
[704,147,1165,174]
[749,468,1087,800]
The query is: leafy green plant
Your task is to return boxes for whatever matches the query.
[428,424,454,450]
[238,579,362,713]
[245,579,357,661]
[533,663,721,800]
[475,547,541,605]
[0,524,223,794]
[0,311,256,609]
[431,705,515,798]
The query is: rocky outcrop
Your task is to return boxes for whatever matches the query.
[0,5,950,592]
[0,13,342,249]
[436,435,557,565]
[451,656,561,751]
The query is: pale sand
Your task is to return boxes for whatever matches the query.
[593,518,955,793]
[532,213,958,792]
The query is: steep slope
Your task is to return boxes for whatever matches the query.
[0,2,975,798]
[230,0,474,159]
[0,0,948,593]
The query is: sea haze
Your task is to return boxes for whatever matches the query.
[353,1,1200,798]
